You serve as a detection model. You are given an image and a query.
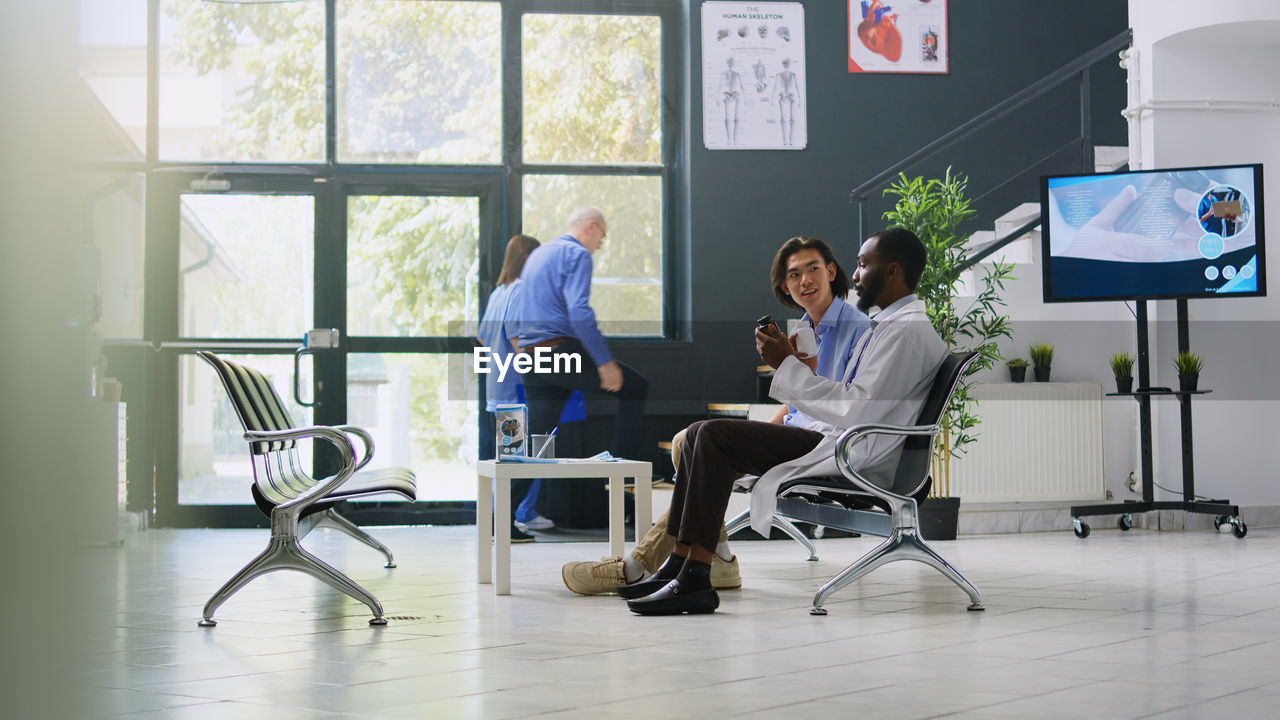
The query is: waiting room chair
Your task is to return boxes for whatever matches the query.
[740,351,984,614]
[195,351,417,627]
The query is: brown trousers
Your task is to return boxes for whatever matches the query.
[662,419,824,555]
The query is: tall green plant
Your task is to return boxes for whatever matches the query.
[882,169,1015,475]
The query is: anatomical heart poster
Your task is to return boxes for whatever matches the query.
[848,0,948,74]
[702,2,807,150]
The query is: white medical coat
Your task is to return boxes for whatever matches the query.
[747,295,947,537]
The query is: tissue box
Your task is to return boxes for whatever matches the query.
[495,403,527,460]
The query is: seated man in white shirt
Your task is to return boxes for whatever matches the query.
[560,237,870,597]
[626,228,947,615]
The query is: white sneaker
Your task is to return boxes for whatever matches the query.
[516,514,556,531]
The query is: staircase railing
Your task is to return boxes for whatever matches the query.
[849,29,1133,270]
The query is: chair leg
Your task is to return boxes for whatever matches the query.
[772,517,819,561]
[198,535,387,627]
[809,528,982,615]
[319,508,397,568]
[901,530,984,611]
[725,509,818,561]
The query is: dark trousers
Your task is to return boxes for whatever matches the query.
[522,340,649,460]
[668,418,824,552]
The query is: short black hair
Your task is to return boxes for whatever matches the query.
[867,228,926,291]
[770,236,851,310]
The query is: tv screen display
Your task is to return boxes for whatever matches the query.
[1041,163,1265,302]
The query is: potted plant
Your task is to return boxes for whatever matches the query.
[1174,351,1203,392]
[1029,342,1054,382]
[1006,357,1028,383]
[1109,351,1135,394]
[884,168,1014,540]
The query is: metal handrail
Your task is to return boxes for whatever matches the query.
[849,28,1133,240]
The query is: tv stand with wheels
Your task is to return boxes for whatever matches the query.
[1069,299,1245,539]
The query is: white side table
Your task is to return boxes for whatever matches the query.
[476,459,653,595]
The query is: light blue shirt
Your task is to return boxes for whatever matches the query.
[510,234,612,366]
[478,280,524,412]
[784,295,871,429]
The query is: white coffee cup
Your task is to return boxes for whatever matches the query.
[786,319,818,358]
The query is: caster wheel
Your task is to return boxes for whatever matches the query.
[1118,515,1133,531]
[1213,515,1225,530]
[1074,522,1091,539]
[1232,521,1247,539]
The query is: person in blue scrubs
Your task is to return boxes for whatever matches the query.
[477,234,545,542]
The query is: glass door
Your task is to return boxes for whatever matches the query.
[151,174,321,526]
[331,178,502,522]
[151,171,502,527]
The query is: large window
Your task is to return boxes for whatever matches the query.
[521,11,666,335]
[179,194,314,339]
[88,0,678,525]
[523,174,663,335]
[522,13,662,165]
[337,1,502,163]
[347,195,480,337]
[158,0,325,161]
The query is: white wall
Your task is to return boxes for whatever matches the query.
[1129,0,1280,505]
[968,242,1140,503]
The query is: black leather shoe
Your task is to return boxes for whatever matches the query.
[626,579,719,615]
[616,575,674,600]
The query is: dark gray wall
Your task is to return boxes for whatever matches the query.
[610,0,1129,433]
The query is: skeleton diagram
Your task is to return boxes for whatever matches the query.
[771,58,801,146]
[718,57,746,145]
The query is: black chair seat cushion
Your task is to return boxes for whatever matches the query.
[776,474,934,515]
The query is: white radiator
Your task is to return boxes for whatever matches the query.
[947,381,1105,502]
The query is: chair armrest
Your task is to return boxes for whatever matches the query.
[334,425,375,474]
[243,426,356,513]
[833,422,940,505]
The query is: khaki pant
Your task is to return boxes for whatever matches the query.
[630,427,731,573]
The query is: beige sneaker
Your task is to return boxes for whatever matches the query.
[711,554,741,590]
[562,556,628,596]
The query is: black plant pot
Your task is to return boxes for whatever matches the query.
[1033,366,1051,382]
[1114,376,1133,394]
[1178,373,1199,392]
[1008,366,1026,383]
[919,496,961,540]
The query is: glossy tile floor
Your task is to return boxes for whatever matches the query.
[78,524,1280,719]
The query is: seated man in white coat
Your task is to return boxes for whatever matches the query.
[626,228,947,615]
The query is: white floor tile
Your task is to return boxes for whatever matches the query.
[69,524,1280,719]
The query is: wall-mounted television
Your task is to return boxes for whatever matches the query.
[1040,163,1265,302]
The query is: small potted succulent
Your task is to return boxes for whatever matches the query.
[1006,357,1028,383]
[1029,342,1054,382]
[1173,351,1204,392]
[1109,351,1135,394]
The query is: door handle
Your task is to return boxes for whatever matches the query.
[294,328,340,408]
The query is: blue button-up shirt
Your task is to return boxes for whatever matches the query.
[510,234,612,366]
[784,295,871,429]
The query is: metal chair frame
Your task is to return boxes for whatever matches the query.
[195,351,416,627]
[733,352,985,615]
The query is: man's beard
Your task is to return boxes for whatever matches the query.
[855,271,883,313]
